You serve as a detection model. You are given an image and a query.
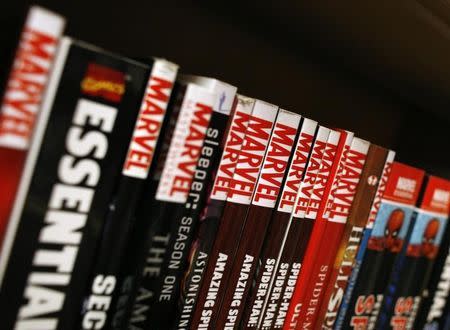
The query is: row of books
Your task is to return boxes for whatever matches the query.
[0,6,449,330]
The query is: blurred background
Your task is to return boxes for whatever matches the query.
[1,0,449,177]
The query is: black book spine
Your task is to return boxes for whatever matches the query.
[144,81,237,327]
[0,38,151,329]
[123,82,216,329]
[79,60,178,330]
[108,82,185,330]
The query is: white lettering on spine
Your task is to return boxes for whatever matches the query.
[16,99,117,329]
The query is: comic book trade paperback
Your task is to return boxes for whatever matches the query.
[284,130,353,330]
[334,150,395,329]
[191,100,278,329]
[119,81,217,330]
[215,109,302,329]
[175,95,254,330]
[242,118,317,329]
[142,76,237,327]
[108,81,186,330]
[0,37,152,330]
[0,6,65,244]
[295,137,370,329]
[376,176,450,329]
[79,59,179,330]
[339,162,425,330]
[415,206,450,329]
[260,126,331,330]
[317,144,390,329]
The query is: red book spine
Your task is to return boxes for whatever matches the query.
[216,109,301,329]
[0,7,65,243]
[190,100,278,329]
[265,126,330,329]
[295,137,370,329]
[283,130,354,330]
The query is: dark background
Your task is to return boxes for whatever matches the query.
[1,0,449,178]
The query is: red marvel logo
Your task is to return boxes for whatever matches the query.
[81,63,125,103]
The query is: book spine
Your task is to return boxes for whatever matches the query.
[377,176,450,329]
[175,95,254,329]
[143,81,237,327]
[216,109,301,329]
[79,59,178,330]
[296,137,369,329]
[0,38,152,329]
[190,100,278,329]
[242,118,317,329]
[124,83,216,329]
[283,130,353,330]
[316,144,389,329]
[108,82,185,330]
[0,6,65,243]
[261,125,329,329]
[340,162,425,329]
[414,206,450,329]
[334,150,395,329]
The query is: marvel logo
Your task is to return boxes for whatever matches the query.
[433,189,450,205]
[396,177,416,193]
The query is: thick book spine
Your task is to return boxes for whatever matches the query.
[339,162,425,329]
[0,38,152,329]
[242,118,317,329]
[295,137,370,329]
[175,95,254,329]
[261,125,330,329]
[283,130,353,330]
[143,78,237,327]
[215,109,302,329]
[79,59,178,330]
[335,150,395,329]
[316,144,389,329]
[376,176,450,329]
[0,6,65,243]
[414,207,450,329]
[123,82,216,329]
[190,100,278,329]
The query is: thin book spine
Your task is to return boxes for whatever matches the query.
[295,137,370,329]
[190,100,278,329]
[266,126,331,330]
[174,95,254,329]
[216,109,302,329]
[283,129,352,329]
[79,59,178,330]
[0,6,65,243]
[242,118,317,329]
[316,144,390,329]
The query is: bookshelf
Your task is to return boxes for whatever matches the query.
[2,0,449,177]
